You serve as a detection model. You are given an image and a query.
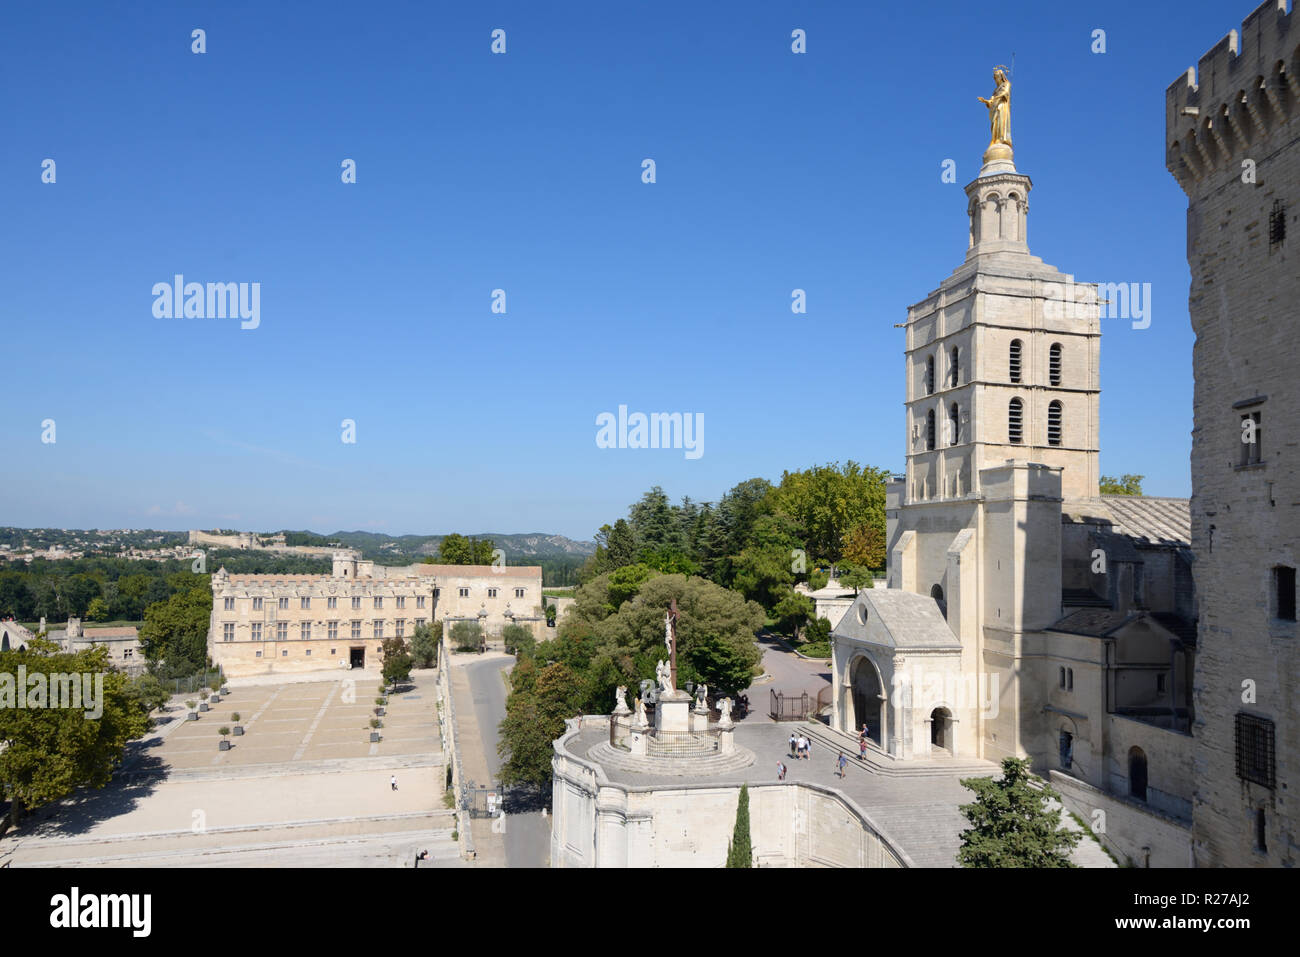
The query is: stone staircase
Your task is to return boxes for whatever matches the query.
[586,741,756,777]
[799,722,998,779]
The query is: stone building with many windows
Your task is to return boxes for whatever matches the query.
[208,550,544,676]
[1166,0,1299,867]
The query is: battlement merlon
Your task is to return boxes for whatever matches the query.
[1165,0,1298,190]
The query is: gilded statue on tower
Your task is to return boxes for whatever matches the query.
[977,67,1014,169]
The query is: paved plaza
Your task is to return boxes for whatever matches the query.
[0,668,462,868]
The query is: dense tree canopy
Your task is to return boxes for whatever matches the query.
[1099,474,1144,496]
[0,639,153,836]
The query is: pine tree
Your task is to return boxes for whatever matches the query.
[957,757,1081,867]
[726,784,753,867]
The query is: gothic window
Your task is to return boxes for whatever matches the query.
[1008,398,1024,444]
[948,403,960,446]
[926,409,936,451]
[925,355,935,395]
[1009,339,1023,383]
[1059,731,1073,770]
[1059,667,1066,689]
[1273,565,1297,621]
[1235,713,1276,788]
[950,346,960,386]
[1067,668,1074,691]
[1049,343,1062,386]
[1048,400,1063,446]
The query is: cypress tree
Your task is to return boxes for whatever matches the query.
[726,784,753,867]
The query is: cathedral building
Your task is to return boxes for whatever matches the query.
[830,82,1199,866]
[1166,0,1299,867]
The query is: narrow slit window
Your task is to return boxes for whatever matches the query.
[1048,400,1063,446]
[1009,339,1022,384]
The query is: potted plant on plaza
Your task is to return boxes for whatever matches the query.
[231,712,243,735]
[374,696,386,717]
[369,717,381,743]
[218,726,231,751]
[198,689,210,712]
[186,699,199,720]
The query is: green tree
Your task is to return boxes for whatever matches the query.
[957,757,1081,868]
[769,461,888,566]
[605,519,638,570]
[437,534,497,565]
[449,620,483,652]
[138,579,212,679]
[410,621,441,668]
[771,589,815,640]
[85,597,110,622]
[502,623,535,657]
[498,662,586,788]
[0,640,152,836]
[1099,474,1144,496]
[380,637,413,688]
[125,674,170,713]
[595,574,763,694]
[838,564,875,593]
[726,784,753,867]
[841,522,886,571]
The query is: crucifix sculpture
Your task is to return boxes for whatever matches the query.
[665,598,679,690]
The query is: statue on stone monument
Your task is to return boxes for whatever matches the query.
[615,685,629,712]
[634,695,647,726]
[977,68,1012,149]
[695,683,708,709]
[717,697,733,725]
[655,658,674,693]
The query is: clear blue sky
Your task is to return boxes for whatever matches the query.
[1,0,1243,540]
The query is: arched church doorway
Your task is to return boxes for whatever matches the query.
[930,707,952,753]
[850,656,883,746]
[1129,747,1148,801]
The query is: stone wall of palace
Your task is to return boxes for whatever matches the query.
[1166,0,1300,867]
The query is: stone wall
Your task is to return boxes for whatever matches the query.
[1051,771,1193,868]
[1166,0,1300,867]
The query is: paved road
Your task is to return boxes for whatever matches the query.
[742,634,832,723]
[463,656,551,867]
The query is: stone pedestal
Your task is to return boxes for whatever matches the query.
[629,726,648,756]
[655,690,692,733]
[719,728,735,754]
[690,707,710,732]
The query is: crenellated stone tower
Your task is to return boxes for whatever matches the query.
[1166,0,1299,868]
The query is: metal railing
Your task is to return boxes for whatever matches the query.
[770,689,816,721]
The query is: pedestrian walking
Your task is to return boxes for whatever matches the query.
[837,753,848,778]
[859,737,868,759]
[789,731,797,757]
[391,774,398,791]
[777,760,786,781]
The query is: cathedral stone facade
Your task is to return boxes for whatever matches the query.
[1167,0,1299,867]
[830,134,1199,866]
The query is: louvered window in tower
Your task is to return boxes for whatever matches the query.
[1049,343,1062,386]
[925,355,935,395]
[1048,400,1063,446]
[1010,339,1022,383]
[926,409,936,451]
[1009,398,1023,444]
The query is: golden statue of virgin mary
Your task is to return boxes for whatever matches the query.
[977,67,1013,166]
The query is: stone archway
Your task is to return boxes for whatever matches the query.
[930,706,953,753]
[850,655,884,746]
